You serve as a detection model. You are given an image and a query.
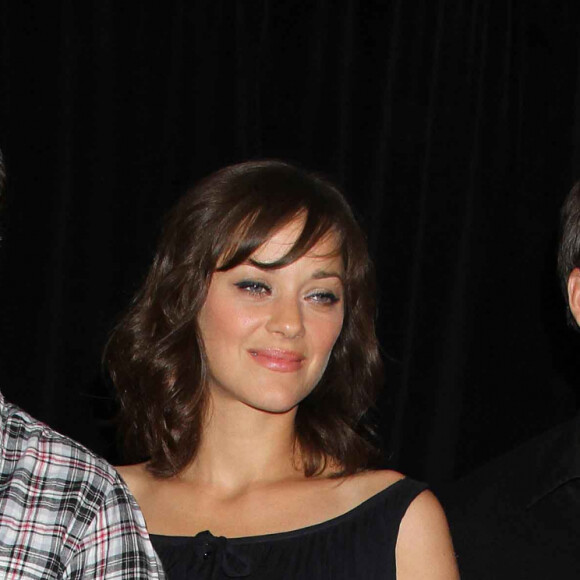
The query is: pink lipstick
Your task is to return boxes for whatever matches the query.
[248,349,305,372]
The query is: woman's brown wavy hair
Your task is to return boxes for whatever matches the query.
[105,160,383,477]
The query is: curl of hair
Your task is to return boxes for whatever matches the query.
[104,160,383,477]
[557,181,580,329]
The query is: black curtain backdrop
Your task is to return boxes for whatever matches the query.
[1,1,580,484]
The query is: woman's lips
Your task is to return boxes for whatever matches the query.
[248,349,305,372]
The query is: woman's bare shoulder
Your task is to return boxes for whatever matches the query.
[396,488,460,579]
[115,463,155,501]
[354,468,406,486]
[333,469,406,507]
[349,468,406,492]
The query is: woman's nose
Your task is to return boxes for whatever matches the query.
[265,296,305,338]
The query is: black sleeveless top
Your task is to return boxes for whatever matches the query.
[150,477,427,579]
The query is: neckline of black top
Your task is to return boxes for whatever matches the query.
[149,476,409,545]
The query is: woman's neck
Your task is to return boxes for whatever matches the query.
[179,398,302,494]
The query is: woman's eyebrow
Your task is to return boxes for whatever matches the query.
[244,260,343,282]
[246,259,274,270]
[311,270,343,282]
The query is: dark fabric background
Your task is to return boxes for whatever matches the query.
[1,0,580,484]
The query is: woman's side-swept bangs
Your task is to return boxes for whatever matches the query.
[198,161,353,274]
[216,207,344,273]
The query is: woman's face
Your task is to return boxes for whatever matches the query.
[198,218,345,415]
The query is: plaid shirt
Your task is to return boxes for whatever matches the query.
[0,392,165,578]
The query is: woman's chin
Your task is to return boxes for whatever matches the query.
[243,393,304,416]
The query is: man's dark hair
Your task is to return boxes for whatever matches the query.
[557,182,580,328]
[104,159,383,478]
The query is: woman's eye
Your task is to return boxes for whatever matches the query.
[307,291,340,305]
[234,281,271,296]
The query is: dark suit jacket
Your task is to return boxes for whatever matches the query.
[440,416,580,579]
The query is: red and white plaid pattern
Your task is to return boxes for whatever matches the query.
[0,392,165,578]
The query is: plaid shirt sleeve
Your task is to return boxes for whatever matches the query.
[0,394,165,579]
[62,472,165,579]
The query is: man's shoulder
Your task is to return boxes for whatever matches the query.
[441,416,579,513]
[0,393,165,579]
[0,392,121,493]
[439,416,580,579]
